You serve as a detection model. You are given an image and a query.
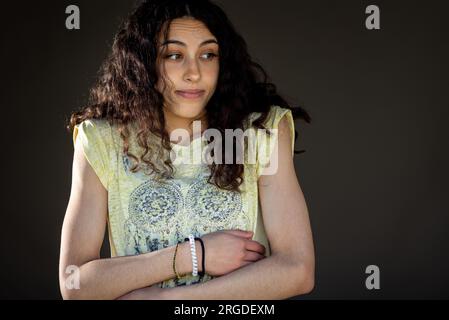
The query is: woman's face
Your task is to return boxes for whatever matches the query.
[156,17,220,120]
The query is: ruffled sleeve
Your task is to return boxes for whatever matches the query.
[256,105,296,177]
[73,119,113,190]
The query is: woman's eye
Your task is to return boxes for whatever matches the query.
[201,52,218,60]
[165,53,181,60]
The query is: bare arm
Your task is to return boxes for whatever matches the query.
[155,116,315,299]
[58,136,197,300]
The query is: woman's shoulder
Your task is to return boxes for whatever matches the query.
[72,118,118,190]
[73,118,116,149]
[247,105,296,177]
[76,118,112,133]
[246,105,293,129]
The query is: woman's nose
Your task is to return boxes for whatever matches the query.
[183,59,201,82]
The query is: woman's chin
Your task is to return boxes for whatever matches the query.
[171,105,206,120]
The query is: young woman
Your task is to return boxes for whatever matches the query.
[59,0,315,300]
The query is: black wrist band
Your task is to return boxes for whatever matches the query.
[194,237,206,277]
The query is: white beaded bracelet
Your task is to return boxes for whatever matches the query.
[188,234,198,277]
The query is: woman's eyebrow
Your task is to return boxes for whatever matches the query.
[161,39,218,47]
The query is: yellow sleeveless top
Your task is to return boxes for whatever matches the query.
[72,105,296,288]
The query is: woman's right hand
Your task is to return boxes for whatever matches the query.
[199,229,267,277]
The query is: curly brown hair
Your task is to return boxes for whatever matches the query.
[67,0,311,192]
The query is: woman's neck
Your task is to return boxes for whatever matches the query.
[163,107,208,144]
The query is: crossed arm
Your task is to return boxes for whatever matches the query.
[60,116,314,300]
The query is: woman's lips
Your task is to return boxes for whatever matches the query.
[175,90,205,99]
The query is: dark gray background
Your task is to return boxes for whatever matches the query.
[1,0,448,299]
